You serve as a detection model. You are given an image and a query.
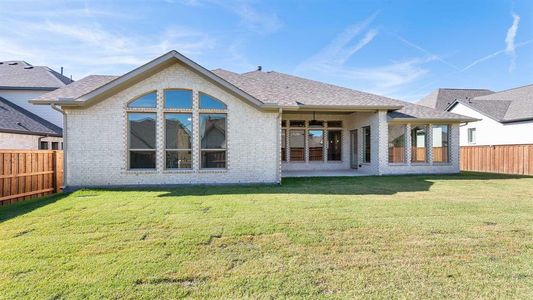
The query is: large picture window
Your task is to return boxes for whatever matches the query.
[308,130,324,161]
[128,113,156,169]
[200,114,226,168]
[432,125,449,163]
[327,130,342,161]
[165,113,192,169]
[411,125,428,163]
[362,126,371,163]
[388,125,406,163]
[289,130,305,161]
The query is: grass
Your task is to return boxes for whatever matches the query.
[0,172,532,299]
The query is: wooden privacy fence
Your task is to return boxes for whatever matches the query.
[461,144,533,175]
[0,150,63,205]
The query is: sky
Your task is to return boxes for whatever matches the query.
[0,0,532,102]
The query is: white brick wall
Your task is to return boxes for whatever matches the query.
[0,132,62,150]
[64,63,279,187]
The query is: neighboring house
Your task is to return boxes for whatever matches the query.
[31,50,475,187]
[0,97,63,149]
[418,86,533,146]
[0,60,73,128]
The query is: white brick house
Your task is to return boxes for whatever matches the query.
[32,51,476,187]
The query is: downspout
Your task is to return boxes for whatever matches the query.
[51,104,67,190]
[277,108,283,184]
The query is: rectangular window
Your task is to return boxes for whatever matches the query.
[308,130,324,161]
[281,129,287,162]
[165,113,192,169]
[327,121,343,128]
[200,114,226,168]
[128,113,156,169]
[327,130,342,161]
[289,120,305,127]
[468,128,476,144]
[388,125,406,163]
[362,126,371,163]
[39,141,48,150]
[433,125,449,163]
[411,125,428,163]
[51,142,59,150]
[308,120,324,128]
[289,130,305,161]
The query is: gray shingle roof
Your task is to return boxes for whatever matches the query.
[213,69,475,121]
[0,61,73,90]
[33,75,119,102]
[212,69,402,107]
[418,88,494,110]
[32,61,475,122]
[0,96,62,136]
[449,84,533,123]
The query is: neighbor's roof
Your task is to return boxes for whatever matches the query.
[448,84,533,123]
[0,61,73,90]
[417,88,494,111]
[31,50,476,122]
[0,96,62,136]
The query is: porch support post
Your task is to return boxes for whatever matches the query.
[376,110,388,175]
[405,124,412,165]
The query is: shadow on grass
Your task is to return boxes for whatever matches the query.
[0,193,69,224]
[0,172,528,223]
[105,171,531,198]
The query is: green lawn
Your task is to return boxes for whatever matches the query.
[1,173,532,299]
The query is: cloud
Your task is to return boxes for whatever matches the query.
[505,12,520,71]
[296,12,436,96]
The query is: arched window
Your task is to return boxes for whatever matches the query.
[199,93,227,109]
[127,91,157,108]
[164,89,193,109]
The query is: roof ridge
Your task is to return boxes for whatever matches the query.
[438,87,493,91]
[488,83,533,95]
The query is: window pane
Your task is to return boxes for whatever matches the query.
[51,142,59,150]
[327,121,343,128]
[39,141,48,150]
[468,128,476,144]
[281,120,287,128]
[166,151,192,169]
[130,151,156,169]
[411,125,427,163]
[200,114,226,149]
[129,113,156,149]
[164,90,192,108]
[308,120,324,128]
[289,120,305,127]
[128,92,157,108]
[281,129,286,162]
[363,127,371,163]
[165,113,192,149]
[289,130,305,161]
[308,130,324,161]
[388,125,405,163]
[199,93,227,109]
[201,151,226,168]
[328,130,342,161]
[432,125,449,163]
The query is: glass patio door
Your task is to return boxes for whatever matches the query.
[350,130,358,169]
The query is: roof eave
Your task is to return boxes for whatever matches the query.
[0,86,58,91]
[388,117,481,124]
[0,128,62,137]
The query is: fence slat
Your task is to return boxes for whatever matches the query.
[461,144,533,175]
[0,150,63,205]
